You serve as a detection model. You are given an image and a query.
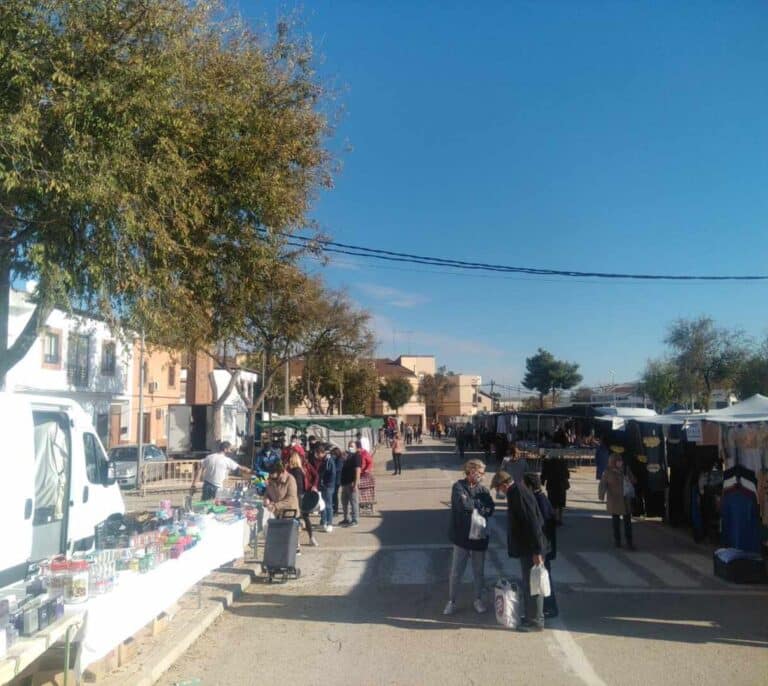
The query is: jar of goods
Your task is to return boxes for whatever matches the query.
[65,560,90,604]
[48,559,70,597]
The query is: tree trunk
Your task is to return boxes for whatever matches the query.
[0,258,53,390]
[210,367,242,442]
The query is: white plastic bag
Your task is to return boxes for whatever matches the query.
[260,507,274,530]
[494,578,520,628]
[530,563,552,597]
[315,492,326,513]
[468,509,487,540]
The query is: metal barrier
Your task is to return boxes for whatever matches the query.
[137,461,252,496]
[138,460,198,496]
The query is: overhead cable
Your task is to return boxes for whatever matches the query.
[281,232,768,282]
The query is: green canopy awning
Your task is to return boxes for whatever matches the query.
[254,415,384,432]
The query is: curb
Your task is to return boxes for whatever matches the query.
[102,564,257,686]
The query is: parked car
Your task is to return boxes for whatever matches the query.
[109,444,167,489]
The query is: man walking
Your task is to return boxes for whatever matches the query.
[191,440,251,501]
[340,441,362,526]
[491,470,548,632]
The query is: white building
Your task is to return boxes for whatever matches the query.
[6,289,133,447]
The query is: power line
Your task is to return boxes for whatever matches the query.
[283,233,768,282]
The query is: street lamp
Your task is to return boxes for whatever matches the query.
[609,370,616,406]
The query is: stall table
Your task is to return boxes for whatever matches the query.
[0,610,84,685]
[77,516,246,673]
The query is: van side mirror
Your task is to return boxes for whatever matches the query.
[102,461,117,487]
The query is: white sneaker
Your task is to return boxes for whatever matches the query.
[443,600,457,616]
[473,599,487,614]
[324,525,333,533]
[310,537,319,547]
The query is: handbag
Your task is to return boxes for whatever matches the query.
[468,509,487,540]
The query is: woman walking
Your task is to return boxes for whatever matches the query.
[287,453,318,547]
[598,453,636,550]
[391,432,405,475]
[444,459,495,615]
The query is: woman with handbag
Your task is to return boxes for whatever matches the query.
[598,452,636,550]
[288,452,319,548]
[444,459,495,616]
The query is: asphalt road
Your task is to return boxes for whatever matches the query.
[157,439,768,686]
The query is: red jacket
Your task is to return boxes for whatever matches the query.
[302,458,319,491]
[360,449,373,475]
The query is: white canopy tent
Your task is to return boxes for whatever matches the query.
[610,394,768,426]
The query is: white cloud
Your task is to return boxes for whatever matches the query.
[357,283,430,309]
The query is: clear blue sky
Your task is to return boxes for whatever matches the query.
[235,1,768,394]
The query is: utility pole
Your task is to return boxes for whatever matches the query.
[490,380,495,411]
[137,330,145,490]
[284,360,290,415]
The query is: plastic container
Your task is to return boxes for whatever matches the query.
[48,559,70,597]
[65,561,90,604]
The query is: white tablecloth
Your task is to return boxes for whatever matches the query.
[78,517,246,670]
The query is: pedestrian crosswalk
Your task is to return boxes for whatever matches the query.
[305,545,723,592]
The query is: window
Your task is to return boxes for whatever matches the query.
[101,341,116,376]
[168,363,176,387]
[67,333,90,387]
[42,330,61,367]
[83,433,103,484]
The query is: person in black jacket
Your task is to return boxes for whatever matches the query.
[444,459,495,616]
[525,473,558,618]
[541,455,570,525]
[492,470,547,632]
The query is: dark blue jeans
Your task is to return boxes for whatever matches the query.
[321,488,334,526]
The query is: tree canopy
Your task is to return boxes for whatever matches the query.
[379,377,413,416]
[522,348,583,408]
[0,0,333,386]
[417,366,455,420]
[664,317,748,410]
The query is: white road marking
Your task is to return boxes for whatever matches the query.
[545,618,609,686]
[551,555,587,584]
[668,553,720,581]
[391,550,431,584]
[630,553,700,587]
[577,587,768,596]
[329,550,376,587]
[577,552,648,587]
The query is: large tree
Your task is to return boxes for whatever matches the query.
[734,343,768,400]
[664,317,748,410]
[640,359,681,411]
[522,348,583,408]
[379,377,413,416]
[0,1,332,386]
[418,366,456,420]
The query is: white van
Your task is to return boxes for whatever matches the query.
[0,393,125,588]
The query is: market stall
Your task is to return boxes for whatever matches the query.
[78,516,246,671]
[1,495,253,684]
[254,415,383,452]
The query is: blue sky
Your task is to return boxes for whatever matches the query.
[235,1,768,394]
